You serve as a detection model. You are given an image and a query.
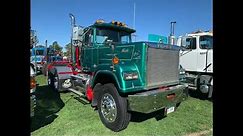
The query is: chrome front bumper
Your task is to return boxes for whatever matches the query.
[127,84,188,113]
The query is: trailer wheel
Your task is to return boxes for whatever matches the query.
[97,83,130,132]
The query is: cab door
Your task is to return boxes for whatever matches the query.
[196,35,213,73]
[180,37,198,72]
[81,28,98,72]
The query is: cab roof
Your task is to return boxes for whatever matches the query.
[90,22,136,33]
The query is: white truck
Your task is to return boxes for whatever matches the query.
[176,30,213,98]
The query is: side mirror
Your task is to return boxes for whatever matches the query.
[105,39,115,51]
[180,46,186,51]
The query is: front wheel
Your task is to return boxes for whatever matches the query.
[97,83,130,132]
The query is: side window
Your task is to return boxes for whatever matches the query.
[96,35,108,45]
[184,38,196,49]
[199,36,213,49]
[84,29,93,46]
[121,35,130,44]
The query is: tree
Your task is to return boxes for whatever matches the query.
[64,43,71,57]
[49,41,63,53]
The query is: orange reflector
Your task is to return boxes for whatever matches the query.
[167,93,175,101]
[30,77,36,89]
[112,56,119,64]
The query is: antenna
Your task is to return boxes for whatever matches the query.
[133,2,136,29]
[133,2,136,41]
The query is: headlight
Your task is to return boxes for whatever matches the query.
[123,72,139,80]
[179,71,185,74]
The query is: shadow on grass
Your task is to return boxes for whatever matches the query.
[130,109,166,122]
[31,85,65,132]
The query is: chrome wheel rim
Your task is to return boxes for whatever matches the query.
[101,93,117,122]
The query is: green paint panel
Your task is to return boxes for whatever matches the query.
[148,34,168,44]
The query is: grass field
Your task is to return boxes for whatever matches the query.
[31,75,213,136]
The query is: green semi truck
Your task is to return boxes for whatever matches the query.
[47,14,188,131]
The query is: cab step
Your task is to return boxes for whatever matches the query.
[68,88,90,104]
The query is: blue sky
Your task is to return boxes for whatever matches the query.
[31,0,212,50]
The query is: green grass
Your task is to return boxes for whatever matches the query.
[31,75,213,136]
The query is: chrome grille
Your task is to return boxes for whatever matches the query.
[146,47,179,88]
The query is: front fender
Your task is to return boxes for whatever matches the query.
[92,63,144,93]
[92,70,121,90]
[114,63,144,93]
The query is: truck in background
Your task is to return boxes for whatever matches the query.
[148,22,213,99]
[42,47,63,76]
[30,45,47,73]
[176,30,213,98]
[46,14,188,132]
[30,29,37,117]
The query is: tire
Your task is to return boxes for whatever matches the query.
[48,73,58,91]
[48,72,60,92]
[97,83,131,132]
[53,74,60,92]
[47,72,53,87]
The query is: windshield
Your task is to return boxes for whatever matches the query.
[96,28,131,44]
[33,49,44,55]
[199,35,213,49]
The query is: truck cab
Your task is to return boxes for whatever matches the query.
[30,45,47,72]
[177,30,213,98]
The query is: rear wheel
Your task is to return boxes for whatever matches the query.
[47,73,52,87]
[47,72,60,92]
[53,74,59,91]
[97,83,130,132]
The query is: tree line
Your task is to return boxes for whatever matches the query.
[38,41,71,57]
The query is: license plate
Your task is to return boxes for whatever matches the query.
[167,106,175,114]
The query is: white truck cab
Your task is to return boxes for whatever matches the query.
[177,30,213,98]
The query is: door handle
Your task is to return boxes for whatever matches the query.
[200,52,206,55]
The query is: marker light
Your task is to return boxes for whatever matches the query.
[95,19,105,24]
[112,56,119,64]
[30,77,36,89]
[111,21,127,27]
